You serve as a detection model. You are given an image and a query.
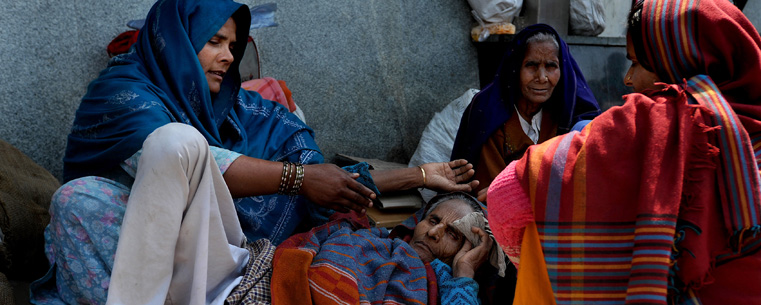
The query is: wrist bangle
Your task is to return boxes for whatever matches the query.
[418,165,426,188]
[289,163,304,195]
[278,161,290,194]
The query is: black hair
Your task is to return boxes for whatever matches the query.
[626,1,654,73]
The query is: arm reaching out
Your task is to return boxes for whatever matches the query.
[370,159,479,193]
[223,156,375,213]
[420,159,479,192]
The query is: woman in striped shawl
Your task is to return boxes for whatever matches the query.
[487,0,761,304]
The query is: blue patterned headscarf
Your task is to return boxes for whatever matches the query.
[451,24,600,165]
[63,0,320,183]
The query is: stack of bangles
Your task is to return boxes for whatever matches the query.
[278,161,304,195]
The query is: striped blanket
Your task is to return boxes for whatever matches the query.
[271,213,437,305]
[494,78,761,304]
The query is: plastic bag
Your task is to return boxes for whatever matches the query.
[408,89,479,202]
[467,0,522,24]
[470,13,516,42]
[570,0,606,36]
[250,3,278,30]
[467,0,521,41]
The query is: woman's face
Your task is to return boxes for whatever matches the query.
[623,35,661,93]
[198,17,237,94]
[410,199,475,265]
[518,41,561,106]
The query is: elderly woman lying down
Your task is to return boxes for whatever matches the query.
[229,192,506,305]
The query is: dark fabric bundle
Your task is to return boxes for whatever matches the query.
[0,140,59,282]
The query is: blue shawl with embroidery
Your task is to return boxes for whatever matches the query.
[62,0,322,244]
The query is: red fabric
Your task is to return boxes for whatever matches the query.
[270,249,314,304]
[487,0,761,301]
[498,83,761,303]
[106,30,139,57]
[424,263,439,305]
[241,77,297,112]
[277,80,294,110]
[631,1,761,300]
[511,85,712,304]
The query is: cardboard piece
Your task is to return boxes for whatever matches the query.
[334,154,424,227]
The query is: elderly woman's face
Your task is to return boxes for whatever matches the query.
[198,17,237,94]
[623,35,662,93]
[410,199,475,265]
[518,41,561,106]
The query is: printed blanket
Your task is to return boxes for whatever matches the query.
[271,213,437,305]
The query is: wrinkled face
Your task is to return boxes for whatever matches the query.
[518,41,561,106]
[623,35,661,93]
[410,199,475,265]
[198,17,237,94]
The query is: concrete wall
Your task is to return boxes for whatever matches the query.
[1,0,157,180]
[0,0,478,180]
[569,0,761,111]
[745,0,761,28]
[1,0,759,181]
[567,36,629,111]
[250,0,479,166]
[598,0,631,37]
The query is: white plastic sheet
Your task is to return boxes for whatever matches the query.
[409,89,479,202]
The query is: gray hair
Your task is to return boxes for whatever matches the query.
[424,192,483,218]
[526,31,559,51]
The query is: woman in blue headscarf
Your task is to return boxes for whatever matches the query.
[30,0,478,303]
[451,24,600,201]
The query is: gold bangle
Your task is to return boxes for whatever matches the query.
[418,165,426,188]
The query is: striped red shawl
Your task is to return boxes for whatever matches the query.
[489,78,761,304]
[489,1,761,303]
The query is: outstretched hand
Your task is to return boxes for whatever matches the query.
[300,163,376,213]
[452,227,493,278]
[420,159,479,193]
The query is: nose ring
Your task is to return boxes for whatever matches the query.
[544,76,549,81]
